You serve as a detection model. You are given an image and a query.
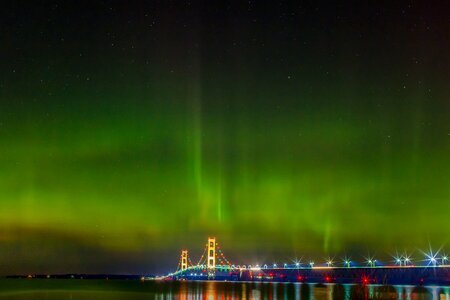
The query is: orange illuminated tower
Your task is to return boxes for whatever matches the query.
[181,250,188,271]
[207,237,216,269]
[207,237,216,278]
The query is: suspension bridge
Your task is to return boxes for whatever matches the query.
[157,237,450,286]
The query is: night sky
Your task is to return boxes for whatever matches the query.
[0,1,449,275]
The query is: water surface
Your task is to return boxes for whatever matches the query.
[0,279,448,299]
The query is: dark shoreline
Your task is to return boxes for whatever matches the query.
[4,274,148,280]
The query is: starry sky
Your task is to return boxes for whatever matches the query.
[0,1,449,275]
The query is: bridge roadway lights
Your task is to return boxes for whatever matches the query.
[169,238,450,285]
[172,265,450,285]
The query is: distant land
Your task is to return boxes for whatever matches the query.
[4,274,153,280]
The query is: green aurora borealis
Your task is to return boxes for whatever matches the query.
[0,2,449,274]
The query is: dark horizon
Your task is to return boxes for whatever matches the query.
[0,1,449,275]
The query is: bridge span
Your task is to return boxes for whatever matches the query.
[169,265,449,286]
[161,237,450,286]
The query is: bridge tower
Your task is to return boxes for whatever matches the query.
[181,250,188,271]
[207,237,216,269]
[207,237,216,277]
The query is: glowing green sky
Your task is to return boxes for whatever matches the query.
[0,2,449,274]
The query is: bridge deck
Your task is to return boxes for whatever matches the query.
[170,266,450,286]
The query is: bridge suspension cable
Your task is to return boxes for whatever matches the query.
[196,244,208,266]
[216,242,233,267]
[175,252,182,272]
[173,237,235,274]
[188,256,195,267]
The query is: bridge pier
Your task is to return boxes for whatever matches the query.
[394,285,403,299]
[343,284,351,300]
[294,283,300,300]
[426,286,440,300]
[326,284,334,300]
[442,287,450,300]
[307,283,316,299]
[272,282,278,300]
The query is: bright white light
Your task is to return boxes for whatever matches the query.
[425,251,438,266]
[343,256,351,267]
[364,255,376,267]
[422,246,441,267]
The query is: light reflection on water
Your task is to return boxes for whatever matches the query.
[173,282,449,300]
[106,282,450,300]
[0,280,448,300]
